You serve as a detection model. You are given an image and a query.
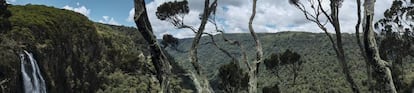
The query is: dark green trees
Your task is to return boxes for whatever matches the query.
[156,0,189,27]
[264,49,304,85]
[217,62,249,93]
[264,53,280,75]
[161,34,179,48]
[262,84,280,93]
[290,0,360,92]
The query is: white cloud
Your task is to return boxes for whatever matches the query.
[103,16,109,21]
[62,3,91,17]
[99,16,120,25]
[6,0,16,3]
[139,0,394,38]
[126,8,135,22]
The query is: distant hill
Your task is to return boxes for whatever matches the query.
[165,32,414,92]
[1,4,413,93]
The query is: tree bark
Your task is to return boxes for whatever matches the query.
[188,0,216,92]
[248,0,263,92]
[355,0,373,92]
[362,0,397,92]
[133,0,172,92]
[329,1,360,92]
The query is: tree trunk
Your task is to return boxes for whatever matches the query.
[362,0,397,92]
[248,0,263,92]
[355,0,373,92]
[188,0,215,92]
[133,0,172,92]
[330,2,360,92]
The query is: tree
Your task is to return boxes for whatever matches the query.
[280,50,303,85]
[354,0,373,91]
[133,0,173,92]
[264,50,304,85]
[217,62,249,93]
[161,34,179,49]
[362,0,397,92]
[156,0,218,92]
[264,53,280,76]
[247,0,263,92]
[369,0,414,92]
[157,0,264,92]
[156,0,189,28]
[289,0,360,92]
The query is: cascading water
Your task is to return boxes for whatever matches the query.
[20,50,47,93]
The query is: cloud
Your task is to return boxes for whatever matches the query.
[6,0,16,3]
[140,0,394,38]
[99,16,120,25]
[139,0,201,38]
[126,8,135,22]
[62,3,91,17]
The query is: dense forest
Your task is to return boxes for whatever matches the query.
[0,0,414,93]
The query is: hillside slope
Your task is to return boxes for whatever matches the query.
[0,5,192,93]
[166,32,414,92]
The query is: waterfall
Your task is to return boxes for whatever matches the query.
[20,50,47,93]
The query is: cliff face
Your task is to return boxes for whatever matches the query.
[0,5,192,93]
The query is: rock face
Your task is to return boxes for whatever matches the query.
[0,5,106,93]
[0,5,193,93]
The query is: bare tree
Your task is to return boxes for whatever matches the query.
[133,0,172,92]
[289,0,360,92]
[247,0,263,92]
[156,0,218,92]
[186,0,216,91]
[362,0,397,92]
[355,0,373,92]
[156,0,264,92]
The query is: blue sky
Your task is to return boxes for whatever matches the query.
[5,0,394,38]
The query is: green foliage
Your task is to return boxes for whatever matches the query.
[156,0,189,27]
[167,32,386,92]
[0,4,193,93]
[264,53,280,74]
[264,49,303,76]
[217,62,249,93]
[262,84,280,93]
[156,0,189,20]
[97,69,160,93]
[161,34,179,48]
[279,49,301,65]
[374,0,414,91]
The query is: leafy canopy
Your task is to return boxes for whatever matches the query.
[156,0,189,27]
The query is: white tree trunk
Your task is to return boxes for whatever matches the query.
[134,0,172,92]
[362,0,397,92]
[188,0,216,92]
[248,0,263,92]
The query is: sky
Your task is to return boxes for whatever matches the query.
[6,0,394,38]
